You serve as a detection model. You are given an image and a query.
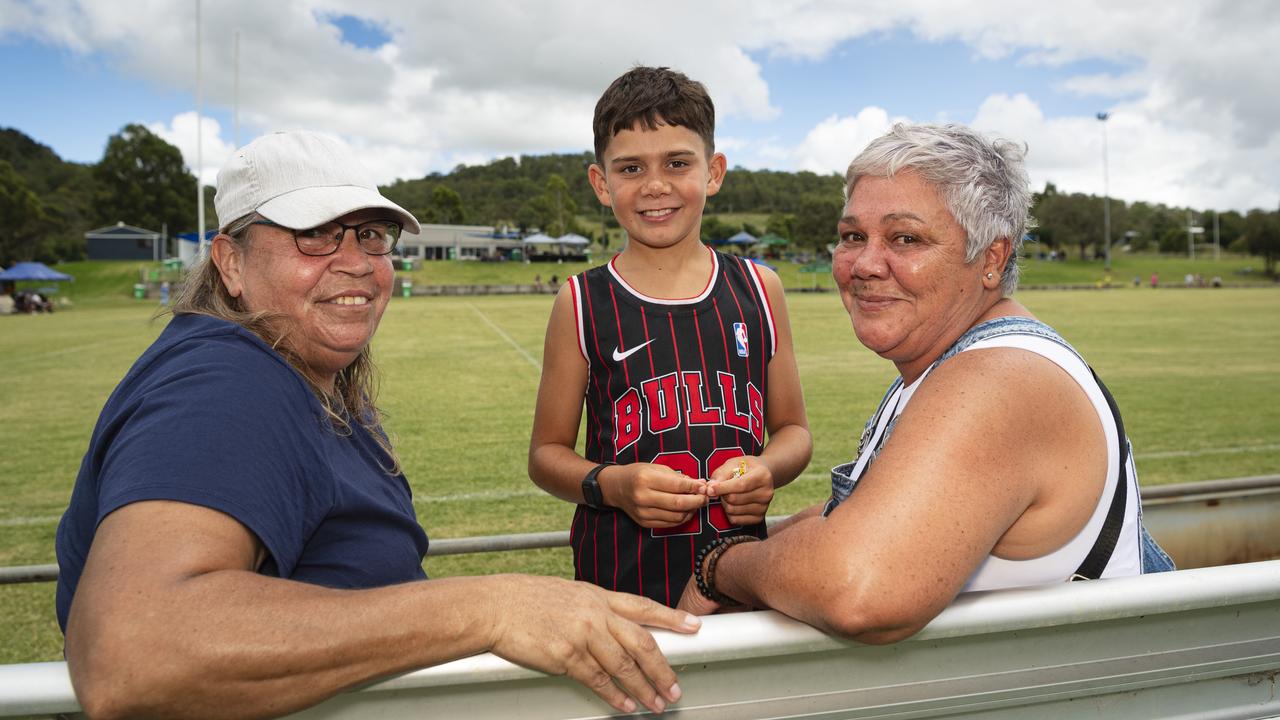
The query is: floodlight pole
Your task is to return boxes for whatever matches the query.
[195,0,206,258]
[1214,211,1220,260]
[1187,210,1195,260]
[233,30,240,148]
[1097,112,1111,272]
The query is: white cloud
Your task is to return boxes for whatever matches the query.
[790,107,909,175]
[147,112,234,188]
[1058,72,1151,99]
[4,0,1277,210]
[970,91,1280,211]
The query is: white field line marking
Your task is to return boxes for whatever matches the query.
[413,489,545,505]
[1136,443,1280,459]
[466,303,541,370]
[784,442,1280,484]
[7,443,1279,525]
[0,490,553,523]
[6,335,150,367]
[0,516,63,527]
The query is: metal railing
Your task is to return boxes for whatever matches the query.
[4,475,1278,586]
[4,560,1279,719]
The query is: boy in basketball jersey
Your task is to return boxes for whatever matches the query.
[529,66,812,607]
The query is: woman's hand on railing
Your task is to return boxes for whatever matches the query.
[485,575,701,714]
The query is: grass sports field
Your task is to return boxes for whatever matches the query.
[2,281,1278,664]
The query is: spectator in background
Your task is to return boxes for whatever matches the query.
[15,290,52,313]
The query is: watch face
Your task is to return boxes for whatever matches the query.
[583,465,609,508]
[583,476,602,508]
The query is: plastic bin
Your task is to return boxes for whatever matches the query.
[133,283,146,300]
[401,281,412,298]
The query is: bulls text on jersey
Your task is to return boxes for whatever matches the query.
[613,370,764,455]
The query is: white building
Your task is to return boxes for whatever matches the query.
[398,224,523,261]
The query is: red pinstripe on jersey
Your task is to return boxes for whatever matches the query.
[566,250,776,606]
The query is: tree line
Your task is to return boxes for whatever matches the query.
[1034,182,1278,273]
[378,154,851,253]
[1,126,202,266]
[3,125,1277,275]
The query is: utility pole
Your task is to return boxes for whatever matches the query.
[234,30,240,148]
[1097,112,1111,271]
[1187,210,1195,260]
[1214,211,1220,260]
[195,0,206,258]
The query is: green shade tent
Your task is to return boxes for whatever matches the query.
[798,260,833,290]
[797,260,832,273]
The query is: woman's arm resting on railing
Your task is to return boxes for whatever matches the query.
[66,500,698,720]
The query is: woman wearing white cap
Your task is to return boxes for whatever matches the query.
[56,131,696,719]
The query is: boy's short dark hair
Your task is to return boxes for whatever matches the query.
[592,66,716,164]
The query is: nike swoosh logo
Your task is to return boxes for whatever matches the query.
[612,339,656,362]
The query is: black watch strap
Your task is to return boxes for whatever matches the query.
[581,463,614,509]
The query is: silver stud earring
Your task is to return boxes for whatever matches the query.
[986,272,994,279]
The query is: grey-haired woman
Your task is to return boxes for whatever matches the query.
[678,123,1172,642]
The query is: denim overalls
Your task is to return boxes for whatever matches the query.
[824,316,1175,576]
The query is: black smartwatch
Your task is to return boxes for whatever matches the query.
[581,462,614,509]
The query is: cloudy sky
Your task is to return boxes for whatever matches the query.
[1,0,1277,212]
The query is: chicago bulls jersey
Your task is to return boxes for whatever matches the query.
[567,248,777,606]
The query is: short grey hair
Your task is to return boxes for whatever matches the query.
[844,123,1033,296]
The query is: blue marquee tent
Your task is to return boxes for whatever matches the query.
[0,262,74,282]
[175,230,217,244]
[176,230,217,266]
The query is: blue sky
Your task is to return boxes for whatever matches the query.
[742,33,1131,133]
[0,41,188,163]
[1,12,394,163]
[0,2,1275,212]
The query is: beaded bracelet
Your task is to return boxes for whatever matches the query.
[694,535,760,606]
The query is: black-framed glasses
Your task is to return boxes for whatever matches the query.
[249,219,402,256]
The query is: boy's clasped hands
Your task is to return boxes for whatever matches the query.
[606,457,775,529]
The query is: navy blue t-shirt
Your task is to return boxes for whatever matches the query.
[55,314,430,632]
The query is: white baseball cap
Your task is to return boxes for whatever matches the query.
[214,131,420,234]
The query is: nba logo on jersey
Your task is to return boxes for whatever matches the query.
[733,322,749,357]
